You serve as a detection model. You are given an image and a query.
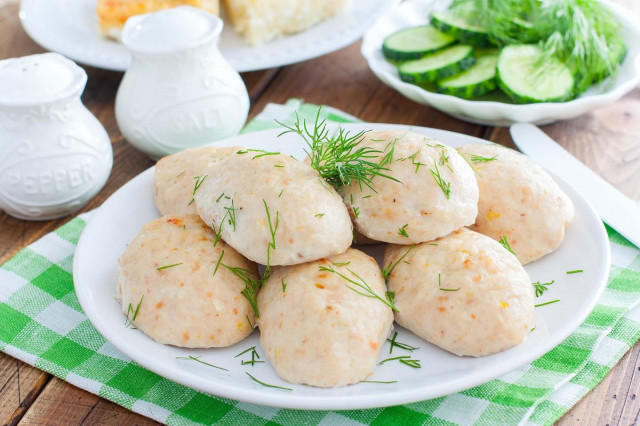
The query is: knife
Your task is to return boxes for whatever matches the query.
[510,123,640,249]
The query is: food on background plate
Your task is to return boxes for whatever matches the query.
[457,143,574,265]
[384,228,535,357]
[340,129,479,244]
[257,248,394,387]
[382,0,626,103]
[97,0,220,40]
[194,151,353,266]
[223,0,350,46]
[117,214,258,347]
[153,146,238,215]
[97,0,350,45]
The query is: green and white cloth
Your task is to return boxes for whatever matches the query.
[1,100,639,425]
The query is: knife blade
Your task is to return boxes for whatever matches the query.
[510,123,640,249]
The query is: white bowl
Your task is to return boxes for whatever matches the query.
[361,0,640,126]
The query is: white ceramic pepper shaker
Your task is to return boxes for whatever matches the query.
[115,6,250,160]
[0,53,113,221]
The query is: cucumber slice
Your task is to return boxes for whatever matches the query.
[431,11,493,47]
[497,45,574,103]
[383,26,456,61]
[399,45,475,84]
[437,54,498,99]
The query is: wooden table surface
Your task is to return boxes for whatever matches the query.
[1,1,639,424]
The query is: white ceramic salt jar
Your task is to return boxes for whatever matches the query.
[0,53,113,221]
[115,6,250,159]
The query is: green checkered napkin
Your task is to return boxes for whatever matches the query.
[1,99,639,426]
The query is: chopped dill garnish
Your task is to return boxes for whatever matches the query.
[263,200,279,273]
[176,355,228,371]
[387,331,419,354]
[213,250,224,277]
[362,195,372,199]
[281,278,286,292]
[353,206,361,220]
[566,270,583,274]
[319,264,398,312]
[125,296,143,328]
[188,174,207,206]
[379,355,421,369]
[379,138,398,167]
[382,246,413,282]
[428,243,438,246]
[237,148,281,159]
[332,261,351,266]
[438,273,460,291]
[246,315,256,330]
[407,151,428,174]
[224,195,237,231]
[277,109,399,192]
[530,326,536,333]
[535,299,560,307]
[532,279,554,297]
[499,235,516,255]
[175,170,185,178]
[216,193,225,203]
[430,160,451,199]
[469,154,498,163]
[398,224,409,238]
[246,372,292,391]
[220,263,261,318]
[157,263,182,270]
[278,189,284,198]
[235,346,264,366]
[274,164,284,168]
[362,380,398,384]
[315,213,325,218]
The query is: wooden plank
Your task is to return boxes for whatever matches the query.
[16,377,156,426]
[0,355,50,426]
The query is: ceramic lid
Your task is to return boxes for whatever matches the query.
[122,6,223,54]
[0,53,87,106]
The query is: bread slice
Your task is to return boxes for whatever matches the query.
[222,0,349,45]
[97,0,220,40]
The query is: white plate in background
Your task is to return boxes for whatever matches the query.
[361,0,640,126]
[74,123,610,410]
[20,0,397,72]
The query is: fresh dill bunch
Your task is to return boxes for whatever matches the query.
[277,109,398,191]
[448,0,626,95]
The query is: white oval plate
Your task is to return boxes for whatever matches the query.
[20,0,397,72]
[361,0,640,126]
[74,123,610,410]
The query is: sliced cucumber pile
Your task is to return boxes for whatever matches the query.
[383,25,456,61]
[437,53,498,98]
[431,11,492,47]
[399,45,475,84]
[497,45,574,103]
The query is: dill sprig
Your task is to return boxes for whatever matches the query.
[281,278,286,292]
[212,250,224,277]
[438,273,460,292]
[532,279,554,297]
[235,346,264,366]
[125,296,143,329]
[189,174,207,205]
[382,246,413,282]
[429,160,451,200]
[319,264,398,312]
[263,200,279,274]
[499,235,516,255]
[566,269,583,274]
[448,0,626,94]
[387,331,419,354]
[246,372,292,391]
[469,154,498,163]
[379,355,421,369]
[176,355,228,371]
[362,380,398,384]
[236,148,281,159]
[535,299,560,307]
[156,263,182,271]
[398,224,409,238]
[220,263,262,318]
[277,110,399,191]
